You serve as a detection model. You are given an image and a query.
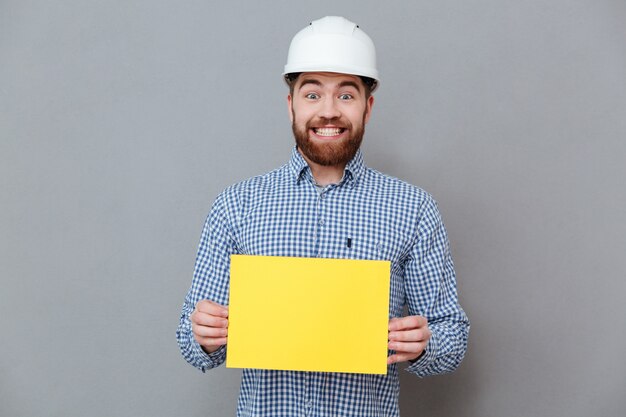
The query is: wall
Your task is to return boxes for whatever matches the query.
[1,1,625,416]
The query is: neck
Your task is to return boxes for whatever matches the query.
[298,150,346,186]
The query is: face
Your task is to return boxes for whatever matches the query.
[288,72,374,167]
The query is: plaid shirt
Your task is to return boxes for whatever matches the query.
[177,147,469,416]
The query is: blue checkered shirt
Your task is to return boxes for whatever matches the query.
[177,147,469,416]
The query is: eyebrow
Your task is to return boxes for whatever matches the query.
[297,79,322,91]
[337,80,363,92]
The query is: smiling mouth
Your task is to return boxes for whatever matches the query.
[313,127,346,137]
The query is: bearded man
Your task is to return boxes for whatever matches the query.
[177,16,469,417]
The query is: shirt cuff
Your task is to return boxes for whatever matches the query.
[405,333,438,375]
[191,339,227,372]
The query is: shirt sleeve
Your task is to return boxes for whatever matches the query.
[176,192,237,372]
[403,195,470,377]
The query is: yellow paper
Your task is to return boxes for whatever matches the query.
[226,255,390,374]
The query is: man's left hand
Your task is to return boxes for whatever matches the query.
[387,315,431,364]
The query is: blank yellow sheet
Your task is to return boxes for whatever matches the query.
[226,255,390,374]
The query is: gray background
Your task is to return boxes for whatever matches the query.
[1,0,625,416]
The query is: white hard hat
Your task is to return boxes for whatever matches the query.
[283,16,379,91]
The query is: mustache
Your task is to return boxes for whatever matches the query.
[306,117,351,129]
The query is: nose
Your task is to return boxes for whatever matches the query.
[317,97,341,120]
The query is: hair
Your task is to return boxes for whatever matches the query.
[285,73,375,98]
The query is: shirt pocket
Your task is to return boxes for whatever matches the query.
[340,231,409,264]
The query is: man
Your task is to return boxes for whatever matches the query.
[177,16,469,416]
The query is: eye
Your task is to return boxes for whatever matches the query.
[338,93,353,100]
[305,93,320,99]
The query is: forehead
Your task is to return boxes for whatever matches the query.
[295,72,365,91]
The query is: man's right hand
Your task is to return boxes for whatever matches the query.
[190,300,229,354]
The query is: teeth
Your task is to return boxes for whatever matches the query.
[314,128,343,137]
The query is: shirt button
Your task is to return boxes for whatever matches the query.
[319,219,325,225]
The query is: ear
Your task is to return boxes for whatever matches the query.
[287,94,293,123]
[364,95,375,124]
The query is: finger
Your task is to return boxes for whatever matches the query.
[195,300,229,317]
[194,335,227,349]
[192,322,228,338]
[388,315,427,332]
[388,340,427,355]
[191,311,229,328]
[387,351,424,365]
[388,327,431,342]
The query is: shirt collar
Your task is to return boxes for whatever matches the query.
[288,146,365,188]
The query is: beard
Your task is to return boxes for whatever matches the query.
[292,111,366,167]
